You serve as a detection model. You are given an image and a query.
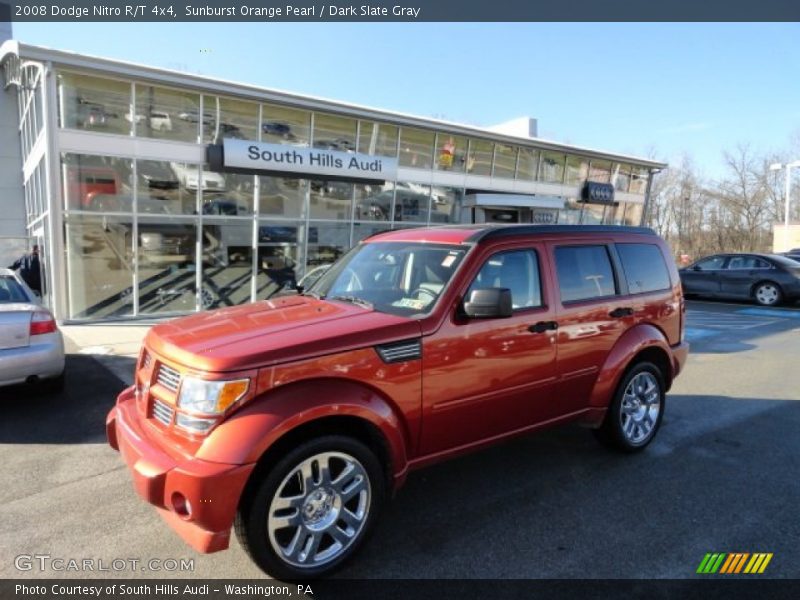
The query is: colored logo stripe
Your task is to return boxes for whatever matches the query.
[697,553,773,574]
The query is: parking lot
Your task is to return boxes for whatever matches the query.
[1,299,798,580]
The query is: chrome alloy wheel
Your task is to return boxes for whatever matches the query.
[619,372,661,445]
[755,283,779,306]
[267,452,371,569]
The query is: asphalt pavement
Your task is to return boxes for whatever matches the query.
[1,300,798,580]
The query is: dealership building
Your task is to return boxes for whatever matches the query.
[0,38,666,323]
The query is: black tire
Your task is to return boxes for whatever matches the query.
[235,435,385,580]
[753,281,782,307]
[593,361,665,453]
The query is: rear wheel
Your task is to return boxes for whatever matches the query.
[235,435,384,580]
[753,282,782,306]
[594,362,665,453]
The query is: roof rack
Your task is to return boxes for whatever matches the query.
[465,224,657,243]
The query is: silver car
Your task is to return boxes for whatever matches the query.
[0,268,65,391]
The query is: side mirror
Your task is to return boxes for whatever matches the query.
[463,288,513,319]
[692,265,702,271]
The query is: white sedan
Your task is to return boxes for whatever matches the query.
[0,268,65,391]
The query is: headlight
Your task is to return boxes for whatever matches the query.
[177,376,249,415]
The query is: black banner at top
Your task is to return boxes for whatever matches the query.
[2,0,800,22]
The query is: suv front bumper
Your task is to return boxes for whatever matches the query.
[106,386,255,553]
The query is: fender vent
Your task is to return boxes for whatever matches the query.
[376,340,422,364]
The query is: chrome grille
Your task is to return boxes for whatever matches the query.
[152,399,175,426]
[157,363,181,392]
[375,340,422,363]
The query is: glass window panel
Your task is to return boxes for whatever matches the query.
[62,153,130,212]
[558,198,583,225]
[617,243,671,294]
[493,144,517,179]
[467,139,493,176]
[309,180,353,220]
[394,183,430,223]
[589,159,612,183]
[261,103,311,146]
[399,127,434,169]
[358,121,399,157]
[629,168,649,195]
[257,220,303,299]
[555,245,618,303]
[430,186,462,224]
[201,95,259,144]
[468,250,542,310]
[307,222,351,270]
[605,201,627,225]
[516,148,539,181]
[201,173,255,216]
[313,112,357,152]
[259,176,308,219]
[435,133,467,172]
[580,203,606,225]
[353,222,392,243]
[135,83,200,142]
[65,214,134,319]
[201,220,254,309]
[612,164,632,192]
[565,155,589,186]
[58,71,131,135]
[355,182,393,221]
[135,159,196,215]
[538,151,566,183]
[137,216,198,314]
[623,202,644,225]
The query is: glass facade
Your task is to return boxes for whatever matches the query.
[4,63,654,321]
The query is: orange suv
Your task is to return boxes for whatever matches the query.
[107,224,689,579]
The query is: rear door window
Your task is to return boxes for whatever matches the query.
[694,256,726,270]
[616,243,671,294]
[555,245,617,303]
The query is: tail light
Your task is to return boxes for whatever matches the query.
[30,310,57,336]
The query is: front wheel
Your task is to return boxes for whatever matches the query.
[753,282,782,306]
[594,362,665,453]
[235,436,385,580]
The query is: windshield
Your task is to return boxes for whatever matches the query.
[308,241,468,317]
[0,276,30,303]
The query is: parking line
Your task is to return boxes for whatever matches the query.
[738,308,800,319]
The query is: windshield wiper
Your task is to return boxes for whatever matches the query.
[327,295,373,309]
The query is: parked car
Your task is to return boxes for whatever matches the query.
[782,248,800,263]
[169,162,226,192]
[202,198,248,216]
[0,269,65,391]
[107,224,689,579]
[64,163,120,210]
[149,111,173,132]
[679,252,800,306]
[177,109,214,125]
[75,100,108,128]
[138,161,180,191]
[261,121,294,140]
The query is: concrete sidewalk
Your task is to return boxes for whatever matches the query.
[60,323,156,386]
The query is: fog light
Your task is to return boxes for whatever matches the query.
[176,413,217,434]
[172,492,192,519]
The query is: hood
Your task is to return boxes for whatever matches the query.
[146,295,422,372]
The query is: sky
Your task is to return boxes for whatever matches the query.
[11,22,800,179]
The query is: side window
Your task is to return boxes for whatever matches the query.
[727,256,770,270]
[694,256,726,270]
[616,243,671,294]
[555,245,617,303]
[467,250,542,310]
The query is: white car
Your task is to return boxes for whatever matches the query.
[169,162,226,192]
[0,269,65,391]
[149,111,172,132]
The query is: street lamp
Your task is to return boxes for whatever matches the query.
[769,160,800,228]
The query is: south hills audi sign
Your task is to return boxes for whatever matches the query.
[208,139,398,183]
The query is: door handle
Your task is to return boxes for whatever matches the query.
[528,321,559,333]
[609,307,634,318]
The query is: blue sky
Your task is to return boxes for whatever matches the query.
[12,22,800,178]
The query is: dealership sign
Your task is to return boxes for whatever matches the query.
[208,139,398,183]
